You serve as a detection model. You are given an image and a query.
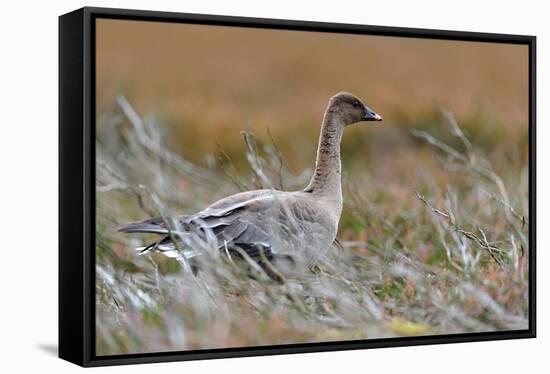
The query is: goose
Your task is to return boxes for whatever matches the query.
[118,92,382,276]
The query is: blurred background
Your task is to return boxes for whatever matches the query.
[95,18,529,355]
[97,19,528,184]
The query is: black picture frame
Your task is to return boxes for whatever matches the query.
[59,6,536,367]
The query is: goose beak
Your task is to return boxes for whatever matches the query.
[363,106,383,122]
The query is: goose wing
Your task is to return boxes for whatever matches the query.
[118,189,289,261]
[117,189,282,234]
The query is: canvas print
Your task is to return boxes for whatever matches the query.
[95,19,530,355]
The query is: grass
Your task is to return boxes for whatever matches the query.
[95,97,529,356]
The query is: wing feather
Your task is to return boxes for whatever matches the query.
[118,189,297,263]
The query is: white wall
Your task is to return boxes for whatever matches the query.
[0,0,546,372]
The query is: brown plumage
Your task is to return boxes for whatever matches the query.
[118,92,382,274]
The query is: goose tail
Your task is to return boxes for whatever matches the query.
[117,217,169,235]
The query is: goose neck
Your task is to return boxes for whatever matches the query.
[305,111,344,195]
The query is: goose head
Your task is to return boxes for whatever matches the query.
[327,92,382,126]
